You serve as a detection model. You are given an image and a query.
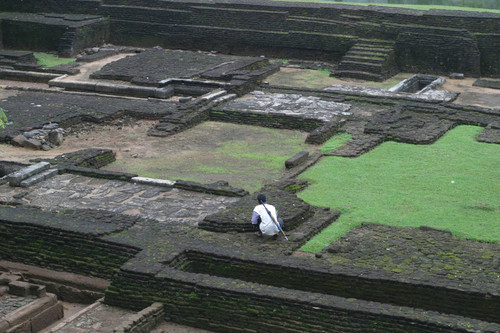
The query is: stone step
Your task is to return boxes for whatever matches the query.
[19,169,58,188]
[335,70,384,82]
[346,50,387,58]
[342,55,386,64]
[351,46,393,53]
[7,162,51,187]
[359,39,396,47]
[338,61,384,74]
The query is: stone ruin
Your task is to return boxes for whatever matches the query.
[0,0,499,332]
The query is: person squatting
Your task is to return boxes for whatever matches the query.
[251,194,285,239]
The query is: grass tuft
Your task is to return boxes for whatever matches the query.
[34,53,76,67]
[319,133,352,153]
[0,107,8,129]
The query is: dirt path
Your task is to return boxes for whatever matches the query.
[61,53,133,83]
[442,77,500,108]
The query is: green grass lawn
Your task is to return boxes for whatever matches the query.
[34,53,76,67]
[271,0,500,13]
[298,126,500,252]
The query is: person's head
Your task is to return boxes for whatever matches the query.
[257,194,266,204]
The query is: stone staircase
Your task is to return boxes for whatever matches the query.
[334,39,398,82]
[148,89,236,137]
[6,162,58,188]
[58,29,77,57]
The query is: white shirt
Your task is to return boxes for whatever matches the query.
[253,203,279,236]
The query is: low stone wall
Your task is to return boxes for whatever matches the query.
[32,148,116,169]
[174,180,248,198]
[105,253,499,333]
[209,108,323,132]
[0,161,30,177]
[0,206,141,279]
[113,302,164,333]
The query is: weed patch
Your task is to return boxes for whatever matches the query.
[319,133,352,153]
[34,53,76,67]
[0,108,7,128]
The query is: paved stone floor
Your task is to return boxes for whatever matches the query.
[225,91,352,122]
[0,174,239,230]
[54,303,134,333]
[0,294,36,317]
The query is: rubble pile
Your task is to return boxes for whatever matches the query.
[11,123,64,151]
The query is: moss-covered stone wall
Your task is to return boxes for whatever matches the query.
[209,108,323,132]
[105,264,499,333]
[0,206,141,279]
[0,13,109,56]
[2,0,500,75]
[1,19,65,52]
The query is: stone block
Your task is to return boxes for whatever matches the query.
[8,280,31,296]
[20,168,58,187]
[154,86,174,99]
[449,72,464,79]
[473,79,500,90]
[11,135,27,147]
[132,176,175,187]
[48,130,64,146]
[23,138,43,150]
[7,161,50,187]
[285,151,309,169]
[30,301,64,332]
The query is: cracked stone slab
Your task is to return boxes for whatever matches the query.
[223,91,352,122]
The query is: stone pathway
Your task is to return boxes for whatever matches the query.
[0,174,239,228]
[53,303,134,333]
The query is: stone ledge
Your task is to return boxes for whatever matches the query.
[3,293,63,333]
[174,179,248,197]
[60,165,137,181]
[0,69,61,83]
[131,177,175,188]
[473,79,500,90]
